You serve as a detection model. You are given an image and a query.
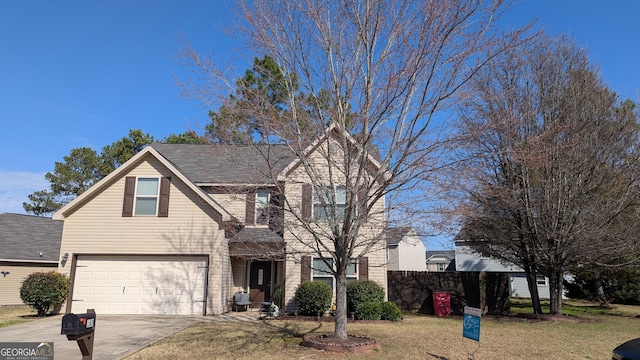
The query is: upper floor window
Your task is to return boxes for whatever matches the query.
[134,177,159,216]
[314,186,346,221]
[255,190,270,225]
[122,176,170,218]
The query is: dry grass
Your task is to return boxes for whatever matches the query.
[126,307,640,360]
[0,305,37,328]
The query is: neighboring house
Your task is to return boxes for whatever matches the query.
[0,213,62,305]
[53,128,387,316]
[454,233,551,299]
[385,227,426,271]
[426,250,455,272]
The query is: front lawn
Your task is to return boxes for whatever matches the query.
[126,300,640,359]
[0,305,37,328]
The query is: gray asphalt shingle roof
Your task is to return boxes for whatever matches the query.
[385,226,414,245]
[0,213,62,262]
[150,143,296,185]
[426,250,455,261]
[228,227,285,258]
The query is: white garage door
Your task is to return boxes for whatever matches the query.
[71,255,207,315]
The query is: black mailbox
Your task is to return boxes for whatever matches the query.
[61,311,96,336]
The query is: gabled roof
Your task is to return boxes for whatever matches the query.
[53,146,233,221]
[278,124,386,181]
[53,127,385,221]
[385,226,416,245]
[426,250,455,261]
[0,213,62,262]
[150,143,295,185]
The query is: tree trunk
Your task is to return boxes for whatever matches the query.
[549,271,563,315]
[333,271,348,340]
[524,266,543,314]
[594,273,609,307]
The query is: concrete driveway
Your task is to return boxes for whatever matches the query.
[0,312,258,359]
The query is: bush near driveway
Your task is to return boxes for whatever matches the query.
[19,271,70,317]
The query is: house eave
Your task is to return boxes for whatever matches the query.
[276,124,389,181]
[0,259,59,264]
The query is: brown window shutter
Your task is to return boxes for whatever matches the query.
[301,184,312,220]
[122,176,136,217]
[158,177,171,217]
[245,191,255,224]
[301,255,311,283]
[359,257,368,280]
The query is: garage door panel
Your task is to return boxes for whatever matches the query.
[91,287,107,296]
[127,271,142,281]
[76,271,92,281]
[71,256,207,315]
[94,271,109,281]
[110,271,125,281]
[108,286,123,296]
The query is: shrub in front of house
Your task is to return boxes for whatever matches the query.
[381,301,402,321]
[20,271,70,317]
[355,301,382,320]
[346,279,385,314]
[294,280,332,316]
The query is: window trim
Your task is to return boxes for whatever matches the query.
[536,274,547,286]
[255,190,271,225]
[313,185,347,221]
[122,176,170,217]
[312,258,334,289]
[133,177,161,216]
[312,257,358,291]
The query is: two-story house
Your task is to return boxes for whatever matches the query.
[53,128,387,315]
[385,227,426,271]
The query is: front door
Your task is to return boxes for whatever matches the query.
[249,261,271,307]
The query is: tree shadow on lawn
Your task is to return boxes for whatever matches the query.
[260,319,324,345]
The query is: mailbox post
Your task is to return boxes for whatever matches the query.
[61,309,96,360]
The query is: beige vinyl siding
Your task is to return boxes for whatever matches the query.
[58,155,232,315]
[230,258,248,293]
[208,192,248,223]
[0,262,58,305]
[281,144,388,311]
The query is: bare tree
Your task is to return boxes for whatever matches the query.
[181,0,528,340]
[452,35,640,315]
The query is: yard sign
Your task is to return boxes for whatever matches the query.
[463,306,481,342]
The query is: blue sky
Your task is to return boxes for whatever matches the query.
[1,0,639,216]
